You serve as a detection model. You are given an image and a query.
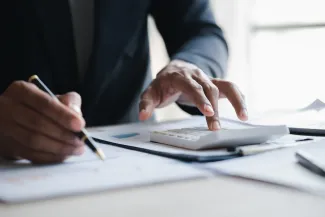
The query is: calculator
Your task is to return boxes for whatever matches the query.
[150,125,289,150]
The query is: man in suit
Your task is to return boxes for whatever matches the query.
[0,0,247,163]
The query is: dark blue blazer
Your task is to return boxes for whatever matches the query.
[1,0,228,126]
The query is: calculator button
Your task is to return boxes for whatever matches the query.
[159,132,168,135]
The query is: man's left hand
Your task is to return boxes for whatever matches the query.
[139,60,248,131]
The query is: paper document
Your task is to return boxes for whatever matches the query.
[91,116,289,162]
[0,143,210,203]
[248,99,325,131]
[204,139,325,197]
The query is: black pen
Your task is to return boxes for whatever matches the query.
[28,75,106,161]
[295,150,325,177]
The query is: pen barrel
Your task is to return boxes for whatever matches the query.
[76,131,97,152]
[28,74,105,160]
[28,75,57,99]
[29,75,95,151]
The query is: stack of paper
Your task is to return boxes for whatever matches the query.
[247,99,325,135]
[0,144,210,203]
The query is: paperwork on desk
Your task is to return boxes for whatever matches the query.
[0,144,210,203]
[247,99,325,132]
[1,116,320,204]
[204,140,325,197]
[91,116,290,162]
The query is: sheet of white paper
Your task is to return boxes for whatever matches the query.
[248,99,325,128]
[204,139,325,197]
[0,143,210,203]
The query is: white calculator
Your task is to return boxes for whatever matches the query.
[150,124,289,150]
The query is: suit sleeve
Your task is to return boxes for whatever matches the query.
[150,0,229,115]
[150,0,228,79]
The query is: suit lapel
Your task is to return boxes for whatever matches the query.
[81,0,144,116]
[32,0,78,93]
[32,0,146,117]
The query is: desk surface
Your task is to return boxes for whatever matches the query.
[2,121,325,217]
[1,175,325,217]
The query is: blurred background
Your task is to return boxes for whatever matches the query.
[149,0,325,122]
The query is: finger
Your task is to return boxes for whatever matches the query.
[11,102,83,147]
[0,135,21,160]
[4,135,69,164]
[16,145,68,164]
[167,72,214,116]
[212,79,248,121]
[7,121,84,156]
[4,81,85,132]
[139,84,160,121]
[58,92,82,115]
[192,76,221,131]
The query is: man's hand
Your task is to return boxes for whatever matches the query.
[139,60,247,131]
[0,81,85,164]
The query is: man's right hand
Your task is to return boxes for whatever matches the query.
[0,81,85,164]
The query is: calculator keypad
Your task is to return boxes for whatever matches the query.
[152,126,230,141]
[152,127,211,141]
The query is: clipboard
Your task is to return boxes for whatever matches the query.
[93,138,241,162]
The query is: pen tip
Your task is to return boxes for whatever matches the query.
[96,149,106,161]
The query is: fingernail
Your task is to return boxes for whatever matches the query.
[204,104,214,114]
[210,121,221,131]
[241,109,248,119]
[70,104,82,115]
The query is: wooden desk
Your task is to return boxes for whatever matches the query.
[1,175,324,217]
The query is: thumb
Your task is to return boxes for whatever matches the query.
[57,92,82,115]
[139,86,160,121]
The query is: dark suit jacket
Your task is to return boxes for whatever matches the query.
[1,0,228,126]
